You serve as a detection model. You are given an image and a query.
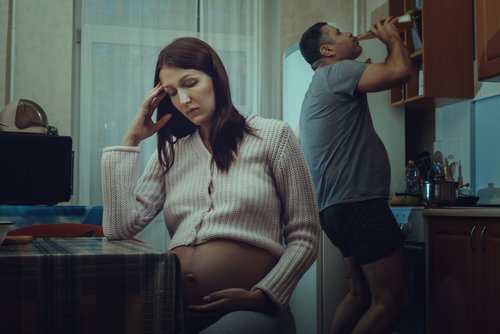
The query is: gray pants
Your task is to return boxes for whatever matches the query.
[186,308,296,334]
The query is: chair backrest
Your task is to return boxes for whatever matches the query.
[8,223,104,238]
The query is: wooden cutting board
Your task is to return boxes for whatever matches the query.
[2,235,34,245]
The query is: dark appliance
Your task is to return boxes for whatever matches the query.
[391,206,426,334]
[0,132,73,205]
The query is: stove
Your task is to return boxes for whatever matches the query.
[391,206,426,334]
[390,206,425,243]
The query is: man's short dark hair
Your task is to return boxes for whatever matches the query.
[299,22,328,69]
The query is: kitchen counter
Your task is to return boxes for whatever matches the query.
[423,206,500,217]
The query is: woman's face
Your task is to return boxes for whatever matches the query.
[159,65,216,132]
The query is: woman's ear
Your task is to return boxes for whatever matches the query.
[320,44,336,57]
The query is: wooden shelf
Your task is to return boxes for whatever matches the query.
[391,95,434,109]
[410,49,423,59]
[389,0,473,107]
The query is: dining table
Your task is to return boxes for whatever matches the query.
[0,237,183,334]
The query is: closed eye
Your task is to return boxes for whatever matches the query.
[183,79,197,88]
[164,78,197,97]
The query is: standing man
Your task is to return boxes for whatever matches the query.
[299,17,412,334]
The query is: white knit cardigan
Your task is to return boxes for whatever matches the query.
[101,114,320,308]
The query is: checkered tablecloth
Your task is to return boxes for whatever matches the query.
[0,237,183,334]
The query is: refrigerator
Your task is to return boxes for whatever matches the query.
[283,38,406,334]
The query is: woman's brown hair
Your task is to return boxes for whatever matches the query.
[153,37,253,172]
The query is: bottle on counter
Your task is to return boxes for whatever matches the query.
[405,160,420,195]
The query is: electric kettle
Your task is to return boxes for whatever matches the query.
[0,99,48,134]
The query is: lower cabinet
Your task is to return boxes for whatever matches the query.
[427,216,500,334]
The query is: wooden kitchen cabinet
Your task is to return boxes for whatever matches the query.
[388,0,474,108]
[480,221,500,334]
[475,0,500,81]
[427,216,500,334]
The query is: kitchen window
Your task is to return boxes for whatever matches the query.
[74,0,279,206]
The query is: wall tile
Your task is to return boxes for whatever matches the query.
[434,101,472,188]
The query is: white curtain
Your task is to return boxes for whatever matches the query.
[76,0,280,208]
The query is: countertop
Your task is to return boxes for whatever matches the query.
[423,206,500,218]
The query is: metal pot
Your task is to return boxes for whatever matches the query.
[423,180,458,204]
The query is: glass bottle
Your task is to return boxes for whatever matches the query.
[405,160,420,195]
[356,13,414,41]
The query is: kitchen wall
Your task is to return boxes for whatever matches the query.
[474,94,500,202]
[0,0,8,106]
[280,0,353,58]
[434,69,500,195]
[0,0,74,136]
[2,0,353,140]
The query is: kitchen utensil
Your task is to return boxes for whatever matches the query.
[457,160,464,188]
[423,180,458,205]
[444,158,450,179]
[449,162,457,180]
[433,150,444,164]
[415,151,432,180]
[427,162,445,181]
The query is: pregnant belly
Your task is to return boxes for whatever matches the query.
[172,239,277,308]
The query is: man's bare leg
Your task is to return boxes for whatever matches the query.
[330,257,371,334]
[352,246,409,334]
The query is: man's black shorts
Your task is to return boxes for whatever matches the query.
[320,198,406,265]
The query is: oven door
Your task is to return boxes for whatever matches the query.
[395,241,426,334]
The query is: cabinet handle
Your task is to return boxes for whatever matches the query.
[469,226,476,252]
[480,225,487,253]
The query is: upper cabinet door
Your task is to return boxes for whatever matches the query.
[476,0,500,82]
[388,0,474,108]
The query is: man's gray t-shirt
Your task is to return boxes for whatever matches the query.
[299,60,390,211]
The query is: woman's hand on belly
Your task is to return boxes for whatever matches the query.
[173,240,277,314]
[187,288,272,315]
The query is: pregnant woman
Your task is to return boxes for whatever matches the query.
[102,37,320,334]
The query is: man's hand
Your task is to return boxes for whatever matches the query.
[357,16,412,93]
[370,16,401,45]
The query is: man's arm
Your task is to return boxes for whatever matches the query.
[357,16,412,93]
